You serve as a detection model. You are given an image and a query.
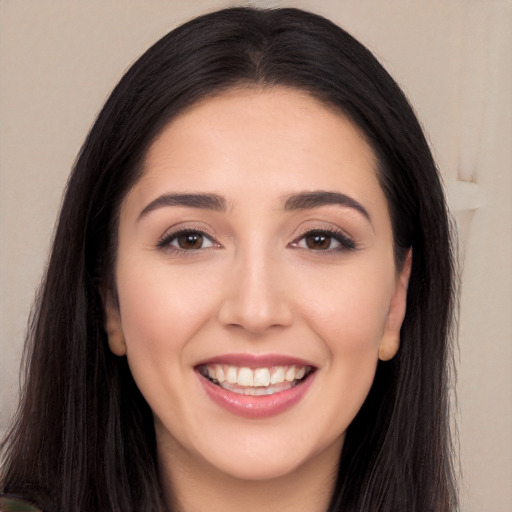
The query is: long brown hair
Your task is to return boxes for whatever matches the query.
[1,7,457,511]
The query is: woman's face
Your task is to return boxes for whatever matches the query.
[105,87,410,482]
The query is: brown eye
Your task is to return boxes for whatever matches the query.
[304,232,333,250]
[176,232,205,250]
[158,230,216,251]
[291,229,356,252]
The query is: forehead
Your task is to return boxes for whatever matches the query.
[125,87,386,217]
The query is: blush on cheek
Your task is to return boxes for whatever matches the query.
[311,300,388,353]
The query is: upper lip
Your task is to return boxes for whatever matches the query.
[195,353,316,368]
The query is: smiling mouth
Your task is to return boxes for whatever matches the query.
[198,364,314,396]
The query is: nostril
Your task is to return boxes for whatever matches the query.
[217,293,293,333]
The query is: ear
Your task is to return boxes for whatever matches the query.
[379,249,412,361]
[102,288,126,356]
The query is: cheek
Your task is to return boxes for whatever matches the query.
[293,256,395,422]
[115,258,220,368]
[113,259,226,431]
[297,258,394,351]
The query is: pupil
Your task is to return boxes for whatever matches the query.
[306,233,330,250]
[178,233,203,249]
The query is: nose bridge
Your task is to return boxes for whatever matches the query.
[218,240,293,333]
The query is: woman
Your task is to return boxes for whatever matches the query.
[0,7,457,512]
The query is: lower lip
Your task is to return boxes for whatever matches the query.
[198,372,315,419]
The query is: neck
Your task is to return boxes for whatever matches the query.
[157,437,341,512]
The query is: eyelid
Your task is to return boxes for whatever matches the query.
[157,225,221,252]
[289,227,357,252]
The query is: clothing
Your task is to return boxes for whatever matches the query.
[0,495,42,512]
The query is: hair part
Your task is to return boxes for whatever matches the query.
[1,7,457,512]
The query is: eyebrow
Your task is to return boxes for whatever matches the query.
[137,190,370,223]
[284,191,371,221]
[138,193,227,221]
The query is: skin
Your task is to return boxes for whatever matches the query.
[104,87,411,512]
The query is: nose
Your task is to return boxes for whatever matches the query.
[217,249,294,334]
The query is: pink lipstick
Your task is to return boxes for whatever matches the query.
[195,354,316,419]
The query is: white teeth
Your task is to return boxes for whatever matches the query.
[215,365,225,383]
[285,366,296,382]
[226,366,238,384]
[295,367,306,380]
[253,368,271,387]
[241,383,293,396]
[270,367,285,385]
[202,364,310,390]
[237,367,253,386]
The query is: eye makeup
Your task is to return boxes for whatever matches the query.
[157,227,220,253]
[156,224,357,256]
[290,228,356,252]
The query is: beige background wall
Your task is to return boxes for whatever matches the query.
[1,1,511,510]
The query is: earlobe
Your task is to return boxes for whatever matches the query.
[379,249,412,361]
[102,288,126,356]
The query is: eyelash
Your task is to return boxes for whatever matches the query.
[157,228,356,253]
[290,228,356,252]
[157,228,219,253]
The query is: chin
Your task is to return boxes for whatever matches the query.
[190,427,345,483]
[214,454,304,481]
